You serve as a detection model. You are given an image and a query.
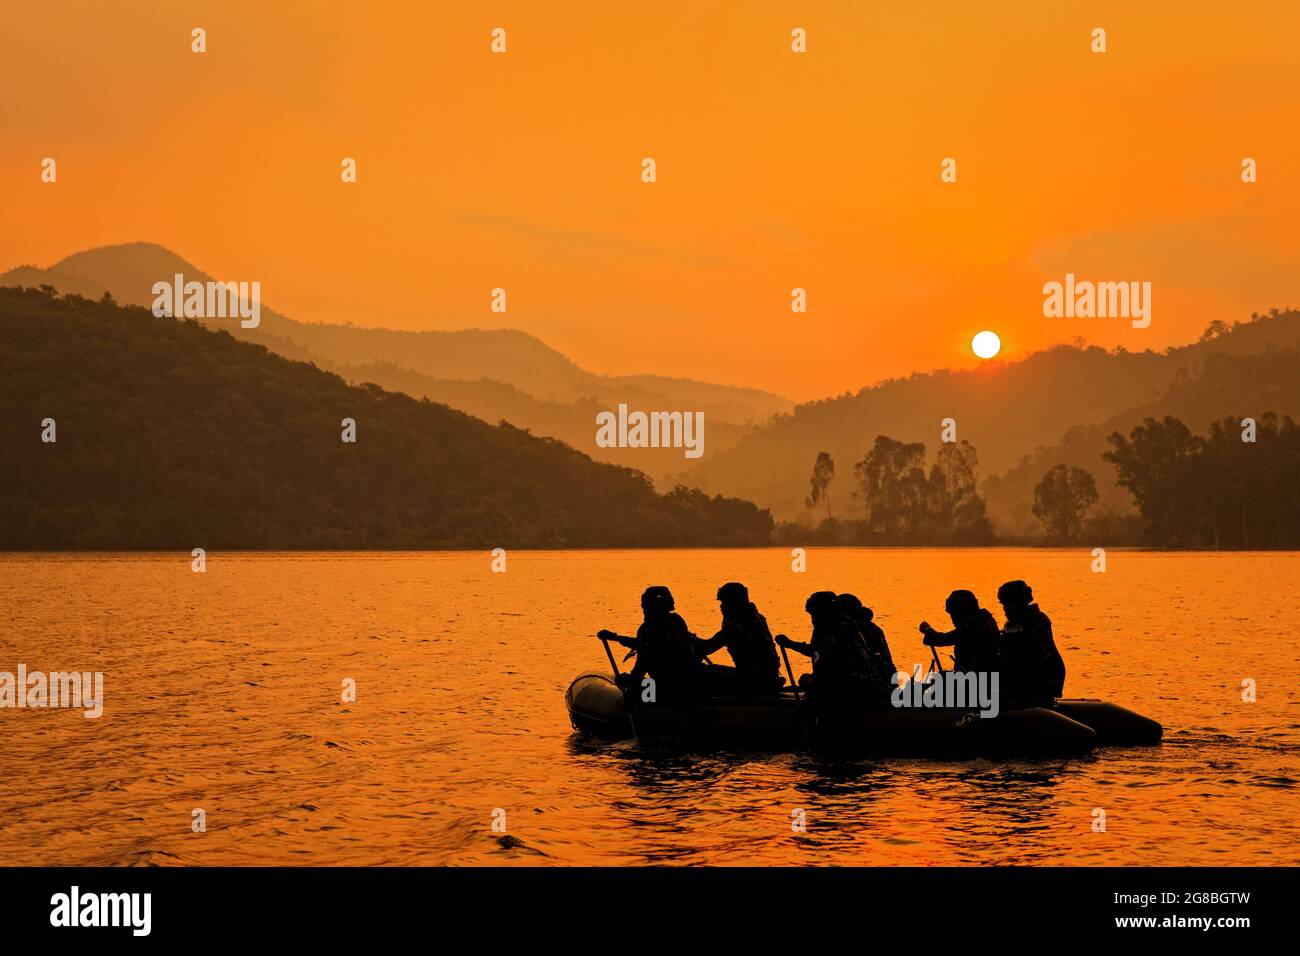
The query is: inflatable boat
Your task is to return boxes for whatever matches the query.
[1052,698,1162,746]
[565,671,1162,757]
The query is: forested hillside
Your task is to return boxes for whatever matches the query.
[0,287,773,549]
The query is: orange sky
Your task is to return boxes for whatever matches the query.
[2,1,1297,400]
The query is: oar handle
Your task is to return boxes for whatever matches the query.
[778,640,800,701]
[598,635,621,677]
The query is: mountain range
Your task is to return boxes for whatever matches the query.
[5,243,1298,539]
[0,243,791,479]
[672,310,1300,530]
[0,286,773,549]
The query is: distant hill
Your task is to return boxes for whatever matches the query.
[0,287,773,549]
[984,345,1300,534]
[13,245,1295,538]
[674,310,1300,524]
[0,244,792,465]
[2,243,591,394]
[332,361,757,471]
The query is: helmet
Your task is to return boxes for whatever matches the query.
[996,580,1033,605]
[640,585,675,612]
[804,591,840,615]
[944,589,979,615]
[837,593,863,613]
[716,582,749,604]
[838,593,875,623]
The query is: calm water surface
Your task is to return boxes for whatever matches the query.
[0,549,1296,866]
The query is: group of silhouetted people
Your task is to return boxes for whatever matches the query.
[919,581,1066,707]
[598,583,782,704]
[598,579,1066,716]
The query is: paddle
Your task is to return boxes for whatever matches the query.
[596,633,621,677]
[776,636,800,701]
[919,622,944,675]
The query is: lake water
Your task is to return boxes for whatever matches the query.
[0,549,1296,866]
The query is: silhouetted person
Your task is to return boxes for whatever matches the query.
[996,580,1065,706]
[775,592,873,716]
[599,586,701,704]
[918,589,1002,676]
[693,582,783,696]
[837,592,897,699]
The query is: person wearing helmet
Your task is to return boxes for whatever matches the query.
[837,593,897,698]
[775,592,873,709]
[918,589,1002,675]
[693,582,784,696]
[996,580,1065,707]
[598,586,701,704]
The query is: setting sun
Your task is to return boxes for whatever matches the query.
[972,330,1002,359]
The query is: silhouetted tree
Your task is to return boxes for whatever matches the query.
[1199,319,1229,342]
[851,436,993,544]
[1104,413,1300,549]
[1198,413,1299,549]
[852,436,927,542]
[926,441,985,539]
[804,451,835,520]
[1032,463,1099,543]
[1104,416,1203,547]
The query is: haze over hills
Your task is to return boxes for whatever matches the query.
[8,244,1298,539]
[673,310,1300,526]
[0,243,791,478]
[329,360,758,472]
[3,243,594,395]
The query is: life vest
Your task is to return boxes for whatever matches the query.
[1000,605,1063,702]
[634,613,701,695]
[953,609,1002,674]
[719,605,781,680]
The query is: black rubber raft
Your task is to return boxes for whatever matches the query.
[565,672,1163,758]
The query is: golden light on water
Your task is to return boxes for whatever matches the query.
[972,330,1002,359]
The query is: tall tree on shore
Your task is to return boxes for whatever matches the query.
[1103,416,1203,547]
[849,436,995,544]
[1198,413,1298,549]
[929,440,993,544]
[1103,413,1300,549]
[1031,463,1099,543]
[804,451,836,521]
[852,436,929,543]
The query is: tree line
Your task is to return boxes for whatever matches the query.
[786,436,994,545]
[791,411,1300,549]
[1023,413,1300,548]
[1103,413,1300,549]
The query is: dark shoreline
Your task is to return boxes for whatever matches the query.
[2,545,1294,554]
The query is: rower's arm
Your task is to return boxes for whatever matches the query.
[695,630,728,654]
[922,627,957,647]
[780,637,814,657]
[599,630,637,649]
